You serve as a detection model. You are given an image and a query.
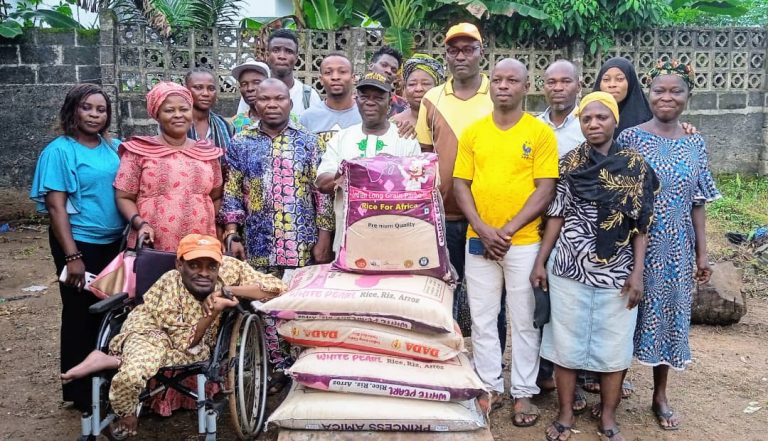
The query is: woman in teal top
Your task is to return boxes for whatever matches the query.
[29,84,125,412]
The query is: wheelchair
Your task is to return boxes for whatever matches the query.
[78,236,269,441]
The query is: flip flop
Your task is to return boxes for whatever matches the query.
[653,407,680,431]
[545,420,572,441]
[621,380,634,399]
[598,426,623,441]
[512,399,540,427]
[572,386,588,414]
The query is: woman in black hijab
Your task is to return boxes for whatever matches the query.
[593,57,653,139]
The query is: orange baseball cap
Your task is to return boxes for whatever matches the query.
[445,22,482,44]
[177,234,223,263]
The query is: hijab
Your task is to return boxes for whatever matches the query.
[593,57,652,138]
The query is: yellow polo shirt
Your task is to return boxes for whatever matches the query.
[453,113,559,245]
[416,75,493,219]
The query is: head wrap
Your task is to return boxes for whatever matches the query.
[576,91,619,124]
[402,53,446,85]
[593,57,652,139]
[646,58,695,90]
[146,81,193,120]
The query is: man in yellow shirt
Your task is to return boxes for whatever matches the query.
[453,59,558,427]
[416,23,509,345]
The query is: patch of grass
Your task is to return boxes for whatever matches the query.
[707,174,768,233]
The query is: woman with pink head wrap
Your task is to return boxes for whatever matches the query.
[114,81,224,252]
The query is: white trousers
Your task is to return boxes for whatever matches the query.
[465,242,541,397]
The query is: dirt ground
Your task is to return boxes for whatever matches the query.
[1,228,767,440]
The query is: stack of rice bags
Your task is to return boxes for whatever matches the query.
[261,154,487,432]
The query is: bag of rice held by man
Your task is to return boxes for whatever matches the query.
[335,153,454,283]
[268,384,486,432]
[287,347,486,401]
[259,264,454,334]
[278,319,464,361]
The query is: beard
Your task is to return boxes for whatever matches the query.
[183,279,215,301]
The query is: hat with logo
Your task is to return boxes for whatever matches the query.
[444,22,482,44]
[231,58,271,81]
[177,234,223,263]
[356,72,392,93]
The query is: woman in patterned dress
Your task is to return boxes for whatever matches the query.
[532,92,658,441]
[114,81,223,252]
[617,60,721,431]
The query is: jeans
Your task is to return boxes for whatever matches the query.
[445,220,506,352]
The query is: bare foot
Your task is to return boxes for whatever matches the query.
[60,350,120,383]
[537,377,556,393]
[112,415,138,437]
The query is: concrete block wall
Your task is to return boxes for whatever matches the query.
[0,29,101,189]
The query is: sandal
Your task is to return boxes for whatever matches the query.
[598,426,623,441]
[581,372,600,394]
[545,420,572,441]
[512,398,540,427]
[653,406,680,431]
[621,380,634,399]
[268,370,291,395]
[572,386,588,414]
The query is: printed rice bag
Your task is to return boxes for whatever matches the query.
[335,153,454,283]
[259,264,455,334]
[287,347,486,401]
[277,319,465,362]
[268,383,486,432]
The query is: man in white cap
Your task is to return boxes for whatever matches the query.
[231,58,270,134]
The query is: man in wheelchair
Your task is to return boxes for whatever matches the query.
[61,234,285,437]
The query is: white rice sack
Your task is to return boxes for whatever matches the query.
[268,384,486,432]
[278,319,464,361]
[287,347,486,401]
[259,264,454,334]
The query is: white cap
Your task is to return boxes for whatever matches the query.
[231,58,270,80]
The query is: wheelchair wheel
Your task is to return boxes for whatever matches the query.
[227,313,269,439]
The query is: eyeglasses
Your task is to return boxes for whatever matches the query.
[446,45,481,58]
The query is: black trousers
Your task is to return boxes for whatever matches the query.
[49,228,122,412]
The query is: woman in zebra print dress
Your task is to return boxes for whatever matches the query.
[532,92,658,441]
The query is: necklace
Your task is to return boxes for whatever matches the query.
[357,135,386,155]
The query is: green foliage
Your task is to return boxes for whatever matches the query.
[708,174,768,232]
[101,0,242,35]
[666,0,760,26]
[300,0,356,29]
[381,0,423,57]
[0,0,83,38]
[434,0,547,19]
[0,19,22,37]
